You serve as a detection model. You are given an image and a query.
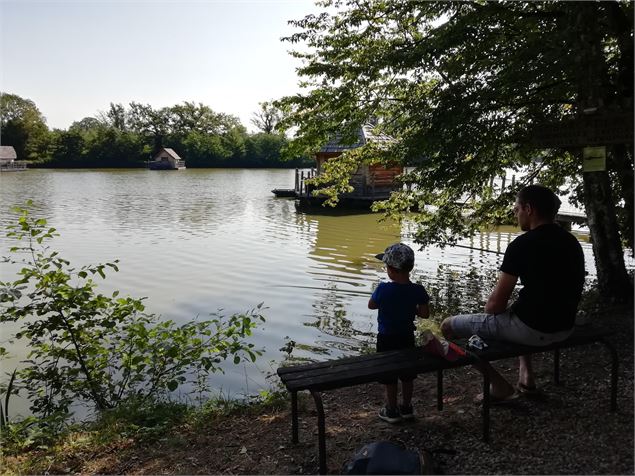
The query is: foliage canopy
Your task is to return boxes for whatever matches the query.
[277,0,633,299]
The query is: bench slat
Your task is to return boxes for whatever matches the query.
[281,349,475,392]
[469,327,613,361]
[277,349,393,375]
[277,326,613,393]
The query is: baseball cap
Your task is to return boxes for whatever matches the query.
[375,243,415,271]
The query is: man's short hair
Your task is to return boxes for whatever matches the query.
[517,185,561,220]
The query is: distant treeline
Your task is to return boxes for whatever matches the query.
[0,93,312,168]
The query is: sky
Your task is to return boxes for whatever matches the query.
[0,0,317,131]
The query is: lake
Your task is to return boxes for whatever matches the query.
[0,168,628,415]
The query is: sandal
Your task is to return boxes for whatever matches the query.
[474,391,519,405]
[516,383,539,396]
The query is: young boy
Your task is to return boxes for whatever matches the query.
[369,242,430,423]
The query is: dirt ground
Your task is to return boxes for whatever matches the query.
[9,306,634,475]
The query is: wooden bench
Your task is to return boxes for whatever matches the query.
[276,326,618,474]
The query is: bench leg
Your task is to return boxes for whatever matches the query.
[437,370,443,411]
[553,349,561,385]
[599,338,619,412]
[310,390,327,475]
[482,365,490,443]
[291,391,299,443]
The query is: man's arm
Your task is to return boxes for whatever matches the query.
[416,303,430,319]
[484,272,518,314]
[368,298,378,309]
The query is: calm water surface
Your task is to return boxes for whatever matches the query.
[0,169,629,415]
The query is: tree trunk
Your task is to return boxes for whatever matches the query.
[611,144,634,253]
[582,170,631,301]
[575,3,632,302]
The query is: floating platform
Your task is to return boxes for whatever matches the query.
[272,188,297,198]
[149,162,186,170]
[295,194,389,210]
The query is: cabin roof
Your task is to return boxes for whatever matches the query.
[153,147,183,161]
[0,146,17,160]
[319,125,393,153]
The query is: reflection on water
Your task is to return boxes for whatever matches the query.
[0,169,631,412]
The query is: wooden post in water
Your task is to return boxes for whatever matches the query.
[501,174,506,192]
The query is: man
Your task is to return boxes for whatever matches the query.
[441,185,586,401]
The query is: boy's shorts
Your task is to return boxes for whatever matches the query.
[376,333,416,384]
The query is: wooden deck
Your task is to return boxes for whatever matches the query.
[0,161,27,172]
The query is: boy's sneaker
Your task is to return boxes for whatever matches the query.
[399,404,415,420]
[378,406,401,423]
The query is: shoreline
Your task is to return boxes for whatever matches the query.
[4,301,633,475]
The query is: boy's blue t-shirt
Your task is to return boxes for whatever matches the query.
[372,281,430,335]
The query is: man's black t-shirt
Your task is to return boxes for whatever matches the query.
[500,223,585,333]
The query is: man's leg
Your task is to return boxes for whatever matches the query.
[472,360,516,399]
[518,355,535,388]
[441,316,515,399]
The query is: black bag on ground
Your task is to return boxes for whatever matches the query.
[342,441,424,475]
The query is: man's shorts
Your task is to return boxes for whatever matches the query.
[376,333,416,384]
[445,309,573,347]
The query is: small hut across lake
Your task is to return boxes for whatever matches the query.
[294,125,403,208]
[148,147,186,170]
[0,146,26,172]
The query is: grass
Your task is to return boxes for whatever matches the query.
[0,390,290,475]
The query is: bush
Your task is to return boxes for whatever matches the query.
[0,201,265,437]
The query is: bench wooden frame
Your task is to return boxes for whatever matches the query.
[276,327,618,474]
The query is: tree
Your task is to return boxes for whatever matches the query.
[170,101,230,136]
[0,92,50,160]
[106,102,127,131]
[251,101,282,134]
[278,0,633,302]
[127,102,172,155]
[48,129,86,165]
[69,116,104,132]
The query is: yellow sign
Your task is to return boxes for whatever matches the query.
[583,146,606,172]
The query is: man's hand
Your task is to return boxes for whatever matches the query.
[485,272,518,314]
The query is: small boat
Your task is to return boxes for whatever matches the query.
[272,188,297,198]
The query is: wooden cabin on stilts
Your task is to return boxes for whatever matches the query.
[272,125,403,209]
[148,147,186,170]
[0,146,26,172]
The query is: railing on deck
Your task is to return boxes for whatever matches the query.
[295,168,317,197]
[0,161,27,172]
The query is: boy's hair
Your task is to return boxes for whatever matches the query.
[517,185,561,220]
[375,243,415,272]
